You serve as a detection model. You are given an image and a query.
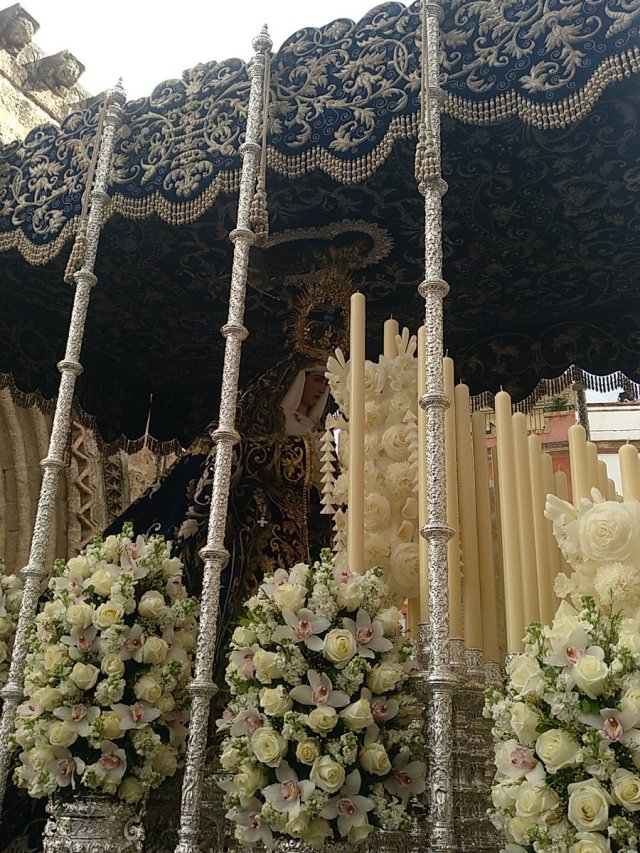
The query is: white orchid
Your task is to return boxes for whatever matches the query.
[226,796,273,847]
[60,626,98,660]
[53,703,99,736]
[321,770,373,837]
[383,751,427,805]
[229,644,259,679]
[119,536,151,579]
[343,610,393,659]
[47,747,86,788]
[230,707,268,737]
[118,624,145,662]
[111,701,161,730]
[263,761,315,817]
[361,688,399,723]
[579,706,640,747]
[95,740,127,784]
[272,608,329,650]
[289,670,350,708]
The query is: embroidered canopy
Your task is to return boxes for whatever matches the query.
[0,1,638,443]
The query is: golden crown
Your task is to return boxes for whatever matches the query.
[290,262,352,361]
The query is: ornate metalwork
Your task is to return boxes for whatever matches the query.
[173,25,272,853]
[42,795,144,853]
[0,81,126,812]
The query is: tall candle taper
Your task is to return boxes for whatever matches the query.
[455,383,482,649]
[597,460,609,499]
[472,411,499,661]
[620,443,640,501]
[568,423,590,504]
[528,434,553,627]
[512,412,540,625]
[444,357,463,638]
[348,292,365,574]
[543,454,561,613]
[417,326,429,622]
[587,441,600,496]
[495,391,525,652]
[383,318,399,360]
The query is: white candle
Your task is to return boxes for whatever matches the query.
[495,391,525,652]
[455,383,482,649]
[472,410,499,662]
[528,434,553,628]
[444,357,463,638]
[512,412,540,626]
[383,318,399,359]
[347,292,365,574]
[568,424,590,505]
[586,441,600,497]
[543,455,561,614]
[620,443,640,501]
[417,326,429,622]
[597,460,609,500]
[607,478,617,501]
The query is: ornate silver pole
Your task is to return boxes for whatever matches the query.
[174,26,272,853]
[416,1,457,850]
[0,82,126,810]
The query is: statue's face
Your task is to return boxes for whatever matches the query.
[301,372,328,410]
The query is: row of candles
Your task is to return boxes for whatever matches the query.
[344,295,640,659]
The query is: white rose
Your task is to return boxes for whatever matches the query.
[220,745,242,771]
[336,579,364,611]
[579,501,638,563]
[567,780,610,832]
[510,702,540,746]
[536,729,582,773]
[250,728,287,767]
[134,675,163,703]
[103,535,120,561]
[161,557,183,578]
[156,694,175,715]
[289,563,309,586]
[28,743,55,771]
[310,755,346,793]
[253,649,285,683]
[621,682,640,727]
[363,493,391,530]
[491,782,519,810]
[234,763,267,796]
[285,812,310,839]
[348,821,373,844]
[40,600,66,622]
[174,629,197,651]
[48,721,78,748]
[573,653,608,699]
[94,601,125,630]
[273,582,306,612]
[515,781,560,824]
[70,662,99,691]
[118,776,144,804]
[67,601,94,628]
[377,607,403,635]
[44,646,67,672]
[304,818,332,849]
[507,816,534,845]
[138,591,167,620]
[611,767,640,811]
[296,738,321,766]
[101,711,125,740]
[323,629,357,667]
[340,698,374,731]
[260,686,292,717]
[152,744,178,777]
[67,556,91,578]
[307,706,338,735]
[101,654,125,677]
[618,619,640,655]
[141,637,169,665]
[389,541,419,599]
[508,655,545,697]
[32,687,63,711]
[570,833,611,853]
[232,627,257,647]
[360,743,391,776]
[90,568,117,597]
[367,662,402,694]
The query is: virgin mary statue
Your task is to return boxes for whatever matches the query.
[106,266,350,671]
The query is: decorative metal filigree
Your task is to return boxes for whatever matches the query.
[42,796,144,853]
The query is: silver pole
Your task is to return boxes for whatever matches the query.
[416,2,457,850]
[0,82,126,811]
[174,25,272,853]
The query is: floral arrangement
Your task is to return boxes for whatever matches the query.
[0,558,23,689]
[217,550,425,849]
[324,329,420,600]
[12,525,198,804]
[486,494,640,852]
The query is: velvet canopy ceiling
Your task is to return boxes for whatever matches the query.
[0,1,638,445]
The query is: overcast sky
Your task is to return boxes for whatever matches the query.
[23,0,389,98]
